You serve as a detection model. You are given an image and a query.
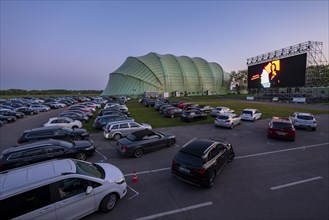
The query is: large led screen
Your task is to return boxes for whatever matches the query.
[248,53,307,88]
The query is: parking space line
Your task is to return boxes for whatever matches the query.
[270,176,323,190]
[95,149,108,162]
[127,185,139,200]
[134,201,213,220]
[235,142,329,159]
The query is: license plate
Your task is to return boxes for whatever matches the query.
[276,131,287,135]
[178,166,190,174]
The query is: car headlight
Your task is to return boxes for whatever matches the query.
[115,178,126,185]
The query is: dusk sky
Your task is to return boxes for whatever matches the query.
[1,1,328,90]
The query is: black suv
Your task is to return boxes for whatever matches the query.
[172,138,235,188]
[17,126,91,144]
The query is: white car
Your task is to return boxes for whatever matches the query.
[44,117,82,129]
[214,113,241,128]
[289,112,317,131]
[240,108,262,121]
[0,159,127,220]
[210,106,234,117]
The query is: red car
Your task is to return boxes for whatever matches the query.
[177,102,188,109]
[268,117,295,141]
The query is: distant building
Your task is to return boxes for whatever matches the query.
[101,52,231,97]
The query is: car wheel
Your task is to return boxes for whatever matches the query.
[206,171,216,188]
[99,193,117,212]
[312,127,316,131]
[73,136,82,141]
[113,133,121,141]
[230,124,234,129]
[134,148,143,158]
[72,125,79,129]
[168,138,176,147]
[75,152,87,160]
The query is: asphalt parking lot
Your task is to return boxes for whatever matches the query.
[0,108,328,220]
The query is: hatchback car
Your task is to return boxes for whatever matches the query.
[268,117,296,141]
[289,112,317,131]
[181,110,207,122]
[44,117,82,129]
[17,126,91,144]
[0,109,25,119]
[172,138,235,188]
[116,129,176,158]
[0,114,17,123]
[103,121,152,140]
[0,159,127,220]
[210,107,234,117]
[164,107,183,118]
[240,108,262,121]
[0,139,96,171]
[214,113,241,129]
[15,107,39,115]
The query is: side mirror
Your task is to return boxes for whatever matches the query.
[86,186,93,195]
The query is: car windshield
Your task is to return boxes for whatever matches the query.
[74,160,105,179]
[272,122,293,129]
[126,133,138,141]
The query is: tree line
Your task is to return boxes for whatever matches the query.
[0,89,102,96]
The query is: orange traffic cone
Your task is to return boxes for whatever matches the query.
[132,171,139,183]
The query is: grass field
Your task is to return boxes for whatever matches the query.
[84,97,329,133]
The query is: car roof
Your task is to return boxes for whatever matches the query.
[242,108,258,111]
[23,125,64,133]
[294,112,313,116]
[180,139,217,157]
[2,139,65,154]
[0,159,76,196]
[131,129,155,140]
[271,117,292,123]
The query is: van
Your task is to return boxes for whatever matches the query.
[0,159,127,220]
[240,108,262,121]
[103,121,152,140]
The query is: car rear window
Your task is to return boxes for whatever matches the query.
[242,110,252,115]
[272,122,293,129]
[217,115,229,120]
[297,115,314,120]
[176,151,204,167]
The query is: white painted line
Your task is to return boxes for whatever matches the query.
[124,167,171,177]
[134,201,213,220]
[181,137,197,148]
[95,149,108,162]
[122,142,328,177]
[235,142,329,159]
[127,185,139,200]
[270,176,323,190]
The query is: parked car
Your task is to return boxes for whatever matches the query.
[210,107,234,117]
[116,129,176,158]
[183,103,200,111]
[64,109,93,118]
[28,104,51,112]
[181,110,207,122]
[289,112,317,131]
[93,115,133,130]
[171,138,235,188]
[17,126,91,143]
[268,117,296,141]
[240,108,262,121]
[164,107,183,118]
[59,112,89,123]
[0,109,25,119]
[15,107,39,115]
[0,139,96,171]
[0,114,17,123]
[43,117,82,129]
[214,113,241,129]
[0,120,3,127]
[104,121,152,140]
[159,104,173,114]
[0,159,127,219]
[196,105,214,113]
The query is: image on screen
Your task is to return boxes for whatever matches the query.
[248,53,307,88]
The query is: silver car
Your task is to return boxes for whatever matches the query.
[103,121,152,140]
[210,106,234,117]
[289,112,317,131]
[214,113,241,128]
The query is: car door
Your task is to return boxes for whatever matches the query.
[141,134,164,152]
[216,144,230,168]
[232,114,241,126]
[53,178,95,219]
[118,123,130,137]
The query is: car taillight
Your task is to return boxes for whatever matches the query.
[194,168,206,174]
[95,121,100,125]
[172,159,177,166]
[121,146,128,151]
[225,120,232,123]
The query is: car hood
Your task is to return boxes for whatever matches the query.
[72,128,89,135]
[96,163,125,182]
[141,123,152,129]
